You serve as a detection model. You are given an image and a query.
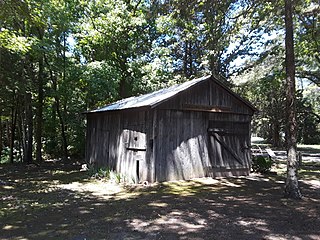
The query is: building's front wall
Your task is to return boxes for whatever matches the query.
[153,110,252,181]
[207,113,252,177]
[153,110,210,181]
[159,79,253,116]
[153,79,254,181]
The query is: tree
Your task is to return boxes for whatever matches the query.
[0,0,318,164]
[295,1,320,86]
[284,0,302,199]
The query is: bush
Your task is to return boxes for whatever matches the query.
[252,155,272,173]
[88,166,124,184]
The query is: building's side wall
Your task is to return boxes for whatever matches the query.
[86,110,154,183]
[86,113,119,167]
[117,110,148,182]
[153,110,252,181]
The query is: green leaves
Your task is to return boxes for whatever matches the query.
[0,29,37,54]
[1,0,318,160]
[81,61,120,107]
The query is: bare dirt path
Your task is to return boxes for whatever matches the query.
[1,161,319,240]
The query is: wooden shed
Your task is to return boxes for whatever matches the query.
[85,75,256,183]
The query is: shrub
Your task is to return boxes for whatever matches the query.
[252,155,272,173]
[88,166,126,184]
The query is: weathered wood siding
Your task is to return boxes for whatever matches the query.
[159,79,254,115]
[154,79,253,179]
[154,110,210,181]
[152,112,251,181]
[86,77,254,183]
[86,112,115,167]
[118,110,148,182]
[86,110,154,182]
[207,114,251,177]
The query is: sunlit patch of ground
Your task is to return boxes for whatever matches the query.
[0,157,320,240]
[57,181,124,199]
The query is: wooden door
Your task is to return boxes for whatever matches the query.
[123,129,147,183]
[208,120,251,172]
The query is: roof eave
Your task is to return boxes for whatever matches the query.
[84,105,151,114]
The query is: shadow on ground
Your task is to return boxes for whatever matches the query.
[0,162,319,240]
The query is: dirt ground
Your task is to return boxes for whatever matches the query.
[0,158,319,240]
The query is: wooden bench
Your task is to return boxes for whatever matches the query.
[265,148,277,160]
[252,145,277,160]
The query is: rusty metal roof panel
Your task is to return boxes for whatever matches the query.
[88,75,210,113]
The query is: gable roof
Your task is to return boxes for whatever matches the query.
[87,75,256,113]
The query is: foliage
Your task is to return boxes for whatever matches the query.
[252,155,273,173]
[89,166,124,184]
[233,51,287,147]
[233,0,320,147]
[297,85,320,144]
[0,0,319,163]
[0,147,11,164]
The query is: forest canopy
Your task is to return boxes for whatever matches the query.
[0,0,319,163]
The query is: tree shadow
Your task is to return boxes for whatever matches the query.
[0,163,319,240]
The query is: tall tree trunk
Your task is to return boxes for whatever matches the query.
[0,120,2,161]
[35,56,44,162]
[61,33,69,161]
[273,120,281,148]
[52,76,68,161]
[119,77,127,98]
[44,54,68,160]
[16,108,23,162]
[9,107,17,163]
[118,61,131,98]
[24,92,33,163]
[6,119,10,147]
[183,41,188,77]
[56,98,68,161]
[0,113,2,161]
[36,27,44,162]
[284,0,302,199]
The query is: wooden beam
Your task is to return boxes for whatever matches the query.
[208,128,248,136]
[182,104,231,112]
[126,147,146,151]
[211,133,243,165]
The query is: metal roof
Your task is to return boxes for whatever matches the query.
[87,75,256,113]
[88,75,210,113]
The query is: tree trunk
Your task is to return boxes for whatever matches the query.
[0,113,2,161]
[273,120,281,148]
[119,77,128,98]
[24,92,33,163]
[16,108,23,162]
[9,106,17,163]
[284,0,302,199]
[6,119,10,147]
[52,76,68,161]
[35,56,44,162]
[61,33,69,161]
[44,53,68,160]
[56,98,68,161]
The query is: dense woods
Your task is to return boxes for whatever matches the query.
[0,0,319,164]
